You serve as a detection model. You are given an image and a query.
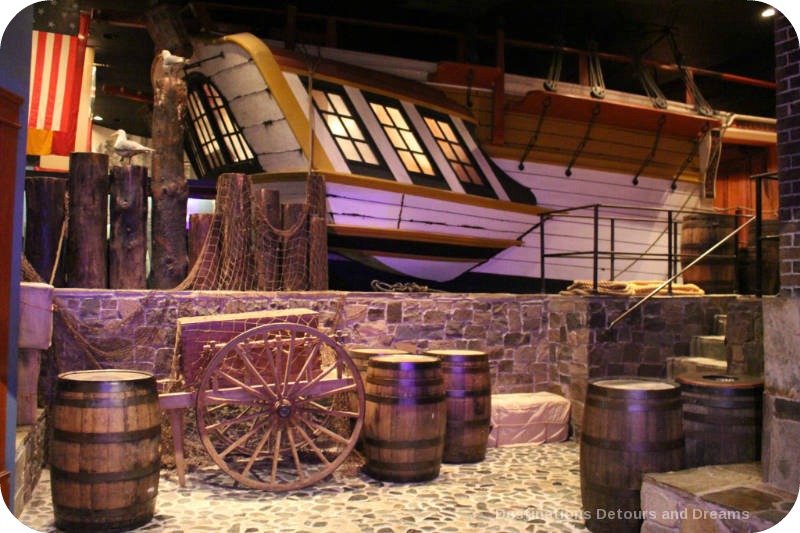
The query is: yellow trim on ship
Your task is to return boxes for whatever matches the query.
[220,33,335,173]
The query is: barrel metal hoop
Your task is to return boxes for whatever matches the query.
[57,379,156,394]
[363,435,444,449]
[585,397,682,412]
[369,359,440,370]
[683,411,760,425]
[366,459,441,472]
[54,394,157,408]
[53,426,161,443]
[51,461,161,483]
[581,433,684,453]
[446,388,491,399]
[366,376,443,388]
[442,365,491,374]
[365,393,445,405]
[446,417,491,427]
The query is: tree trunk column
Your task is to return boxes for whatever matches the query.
[66,152,109,288]
[150,73,189,289]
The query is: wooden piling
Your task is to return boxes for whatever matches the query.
[109,165,147,288]
[252,188,281,290]
[24,176,67,285]
[66,152,109,288]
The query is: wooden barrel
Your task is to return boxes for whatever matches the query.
[50,369,161,531]
[425,349,491,463]
[363,354,446,482]
[347,347,409,385]
[675,373,763,468]
[680,213,738,294]
[738,219,779,295]
[580,377,684,533]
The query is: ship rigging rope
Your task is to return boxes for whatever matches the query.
[587,41,606,99]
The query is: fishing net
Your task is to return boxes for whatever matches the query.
[176,172,327,291]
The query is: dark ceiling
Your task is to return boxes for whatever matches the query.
[81,0,778,138]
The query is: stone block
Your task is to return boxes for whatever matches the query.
[763,296,800,395]
[641,482,685,527]
[763,393,800,493]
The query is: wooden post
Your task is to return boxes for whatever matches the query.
[24,176,67,286]
[306,173,328,290]
[217,172,254,290]
[309,216,328,290]
[188,212,213,268]
[109,165,147,288]
[281,202,308,290]
[150,72,189,289]
[17,349,41,425]
[252,188,281,290]
[66,152,109,288]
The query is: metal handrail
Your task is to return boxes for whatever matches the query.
[539,203,713,292]
[607,215,756,329]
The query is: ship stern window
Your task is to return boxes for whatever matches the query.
[422,112,493,197]
[309,81,391,178]
[367,94,447,190]
[184,73,261,181]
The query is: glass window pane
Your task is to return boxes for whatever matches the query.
[425,117,443,139]
[385,127,405,149]
[453,163,469,183]
[387,107,407,128]
[453,144,470,163]
[342,117,364,140]
[371,103,391,125]
[329,93,350,116]
[440,121,458,142]
[401,130,422,152]
[466,166,482,185]
[399,150,420,173]
[337,138,361,161]
[356,141,378,164]
[312,90,332,112]
[438,140,456,160]
[326,115,347,137]
[414,153,435,175]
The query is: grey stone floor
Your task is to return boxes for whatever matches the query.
[17,441,588,533]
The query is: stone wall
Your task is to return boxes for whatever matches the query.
[44,289,762,440]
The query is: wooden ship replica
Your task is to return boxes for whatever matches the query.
[176,13,777,294]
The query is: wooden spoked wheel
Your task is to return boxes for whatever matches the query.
[195,322,365,491]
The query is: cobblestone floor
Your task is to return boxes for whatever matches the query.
[17,441,588,533]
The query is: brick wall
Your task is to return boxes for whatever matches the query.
[763,13,800,493]
[776,13,800,295]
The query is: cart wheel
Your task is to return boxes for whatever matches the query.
[195,322,365,491]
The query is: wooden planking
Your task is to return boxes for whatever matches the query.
[471,156,705,282]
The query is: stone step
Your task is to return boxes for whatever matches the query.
[641,463,795,532]
[667,356,727,380]
[690,335,726,360]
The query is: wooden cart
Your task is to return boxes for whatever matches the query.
[158,308,365,491]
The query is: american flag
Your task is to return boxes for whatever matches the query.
[27,0,89,156]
